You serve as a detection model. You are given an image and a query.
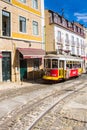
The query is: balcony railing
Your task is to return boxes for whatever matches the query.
[58,44,63,50]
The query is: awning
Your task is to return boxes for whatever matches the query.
[18,48,45,59]
[81,56,87,60]
[0,52,2,58]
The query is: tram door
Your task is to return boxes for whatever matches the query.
[59,60,64,78]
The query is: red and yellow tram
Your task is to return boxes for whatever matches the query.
[43,54,83,81]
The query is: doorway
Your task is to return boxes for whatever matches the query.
[2,52,11,81]
[20,59,27,81]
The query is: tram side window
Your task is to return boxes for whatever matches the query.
[78,63,81,68]
[73,62,78,68]
[52,59,58,68]
[59,60,63,68]
[66,63,69,68]
[45,59,51,68]
[70,63,72,69]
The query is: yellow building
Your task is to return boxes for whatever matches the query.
[0,0,45,82]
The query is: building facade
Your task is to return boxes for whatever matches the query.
[84,28,87,70]
[0,0,45,82]
[45,10,86,71]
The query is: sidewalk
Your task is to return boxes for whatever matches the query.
[0,80,40,91]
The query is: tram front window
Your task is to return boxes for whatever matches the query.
[45,59,51,68]
[52,59,58,68]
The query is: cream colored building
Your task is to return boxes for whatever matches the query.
[0,0,45,82]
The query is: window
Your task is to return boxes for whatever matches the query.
[19,0,26,3]
[52,59,58,68]
[33,21,38,35]
[78,27,80,33]
[80,39,82,47]
[57,31,61,42]
[68,22,72,28]
[59,60,63,68]
[2,11,11,36]
[71,47,75,54]
[71,36,74,46]
[45,59,51,68]
[76,26,78,32]
[5,0,10,2]
[58,16,62,23]
[32,0,38,9]
[34,59,39,70]
[65,33,69,43]
[74,25,76,32]
[81,41,83,49]
[53,13,58,24]
[62,18,67,27]
[77,48,79,55]
[19,16,26,33]
[76,38,79,47]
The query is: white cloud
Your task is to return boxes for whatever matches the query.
[74,12,87,22]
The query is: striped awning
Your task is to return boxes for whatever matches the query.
[18,48,45,59]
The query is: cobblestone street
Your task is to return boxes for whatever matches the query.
[0,74,87,130]
[0,0,87,129]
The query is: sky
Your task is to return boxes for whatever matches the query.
[44,0,87,27]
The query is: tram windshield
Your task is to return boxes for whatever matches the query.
[52,59,58,68]
[45,59,58,68]
[45,59,51,68]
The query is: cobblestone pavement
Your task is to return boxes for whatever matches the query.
[0,74,87,130]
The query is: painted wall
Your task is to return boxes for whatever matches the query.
[54,25,85,57]
[0,0,45,82]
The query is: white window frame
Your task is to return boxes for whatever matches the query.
[76,38,79,47]
[2,10,11,36]
[65,33,69,43]
[33,21,38,35]
[5,0,10,2]
[71,46,75,54]
[19,0,26,3]
[71,36,74,46]
[57,31,61,42]
[19,16,26,33]
[32,0,38,9]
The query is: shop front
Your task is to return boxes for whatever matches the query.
[18,48,45,81]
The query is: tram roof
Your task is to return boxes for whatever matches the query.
[44,54,83,61]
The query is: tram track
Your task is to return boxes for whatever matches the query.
[0,75,84,102]
[0,77,86,130]
[29,83,87,130]
[0,86,73,129]
[0,73,86,101]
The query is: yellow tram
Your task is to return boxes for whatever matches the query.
[43,54,83,81]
